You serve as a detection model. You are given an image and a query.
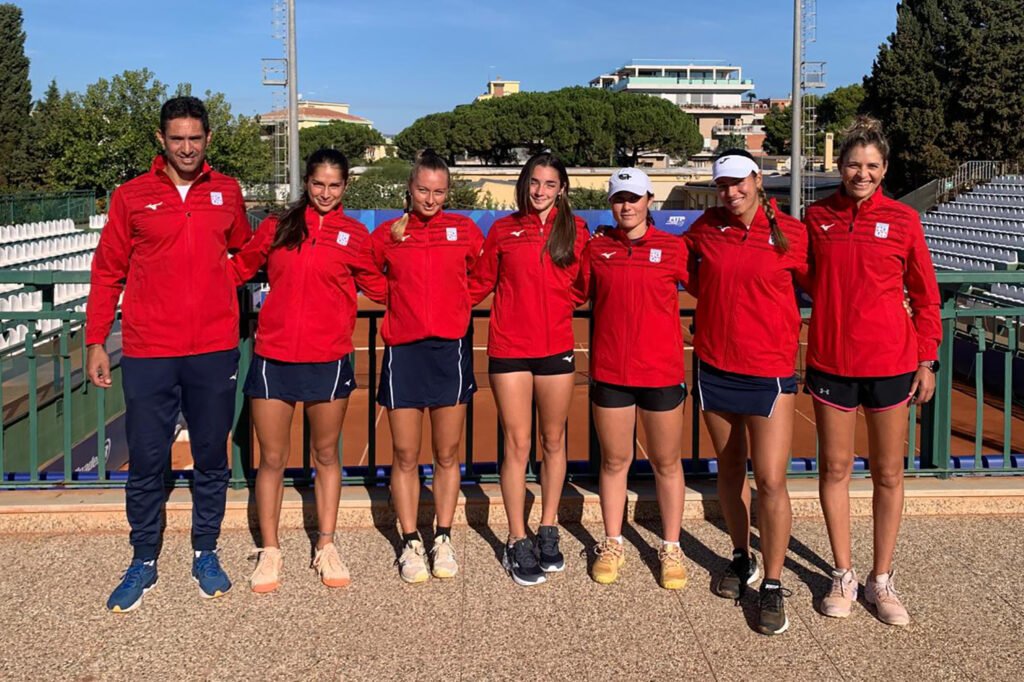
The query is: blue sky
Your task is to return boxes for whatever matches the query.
[20,0,901,134]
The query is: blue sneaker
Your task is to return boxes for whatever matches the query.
[107,559,158,613]
[192,550,231,599]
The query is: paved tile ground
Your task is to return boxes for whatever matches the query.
[0,515,1022,681]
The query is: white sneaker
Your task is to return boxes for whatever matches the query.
[398,540,429,584]
[430,535,459,579]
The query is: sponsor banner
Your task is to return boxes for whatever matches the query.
[344,210,704,235]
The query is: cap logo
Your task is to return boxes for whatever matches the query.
[617,172,631,180]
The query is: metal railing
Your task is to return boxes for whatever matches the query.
[1,270,1023,488]
[0,190,96,226]
[902,161,1023,213]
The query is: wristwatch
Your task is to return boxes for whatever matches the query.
[919,360,940,373]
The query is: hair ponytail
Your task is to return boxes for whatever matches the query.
[392,149,450,243]
[838,115,890,167]
[758,187,788,253]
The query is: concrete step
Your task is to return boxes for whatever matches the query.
[1,477,1022,534]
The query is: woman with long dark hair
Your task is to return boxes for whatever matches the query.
[469,152,590,586]
[232,148,384,593]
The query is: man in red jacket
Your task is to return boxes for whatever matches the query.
[85,97,251,612]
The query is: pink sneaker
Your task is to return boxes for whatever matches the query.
[821,568,858,618]
[865,571,910,626]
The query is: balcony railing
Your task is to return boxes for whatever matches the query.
[0,270,1022,489]
[712,125,765,135]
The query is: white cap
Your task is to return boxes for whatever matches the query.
[712,154,760,181]
[607,168,654,198]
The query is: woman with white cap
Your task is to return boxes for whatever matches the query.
[684,148,810,635]
[572,168,690,590]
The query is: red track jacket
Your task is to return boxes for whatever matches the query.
[86,156,251,357]
[804,189,942,377]
[230,205,384,363]
[369,211,484,346]
[685,203,811,377]
[573,225,689,387]
[469,208,590,358]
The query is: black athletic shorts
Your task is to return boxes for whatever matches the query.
[804,366,914,412]
[590,381,687,412]
[488,350,576,376]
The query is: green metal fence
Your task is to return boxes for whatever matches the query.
[0,190,97,226]
[0,270,1022,489]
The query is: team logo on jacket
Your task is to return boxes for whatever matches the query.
[210,191,223,206]
[336,231,350,246]
[874,222,890,239]
[446,227,458,241]
[649,248,662,263]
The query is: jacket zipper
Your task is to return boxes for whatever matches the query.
[539,218,551,354]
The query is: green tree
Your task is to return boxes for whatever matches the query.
[568,187,609,209]
[50,69,166,193]
[446,176,480,209]
[762,105,792,155]
[395,87,701,167]
[298,121,385,165]
[818,84,865,133]
[612,93,703,165]
[716,134,747,152]
[0,4,31,188]
[343,158,410,209]
[394,112,455,163]
[860,0,1024,195]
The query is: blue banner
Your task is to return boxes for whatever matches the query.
[344,210,705,236]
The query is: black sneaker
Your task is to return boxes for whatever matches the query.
[757,583,792,635]
[714,550,760,599]
[502,538,546,586]
[537,525,565,572]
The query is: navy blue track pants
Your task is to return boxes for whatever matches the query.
[121,348,239,560]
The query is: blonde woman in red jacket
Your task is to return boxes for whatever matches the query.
[367,151,484,584]
[573,168,690,591]
[685,150,810,636]
[231,149,384,594]
[805,117,941,626]
[469,152,590,586]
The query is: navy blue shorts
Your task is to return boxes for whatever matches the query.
[697,361,798,418]
[378,337,476,409]
[243,355,356,402]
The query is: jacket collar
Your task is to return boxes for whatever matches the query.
[522,205,559,228]
[304,202,346,226]
[831,186,884,214]
[404,210,446,230]
[607,223,656,246]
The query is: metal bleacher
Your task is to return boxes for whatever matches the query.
[0,216,107,352]
[924,175,1024,276]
